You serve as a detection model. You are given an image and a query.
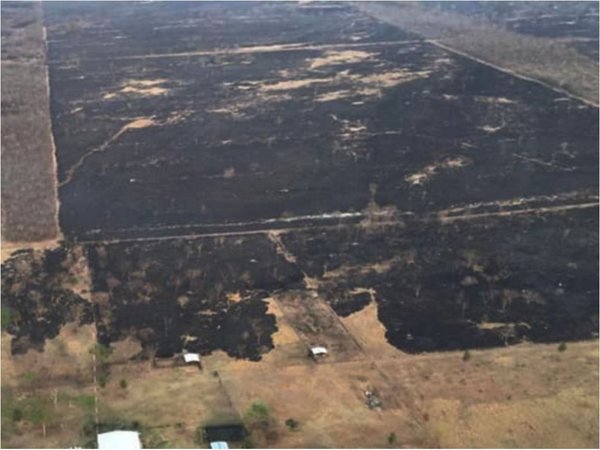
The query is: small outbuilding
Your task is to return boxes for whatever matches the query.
[309,346,328,359]
[209,441,229,449]
[97,430,142,450]
[183,352,202,369]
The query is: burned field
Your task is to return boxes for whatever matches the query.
[1,3,599,448]
[45,2,598,242]
[4,2,599,359]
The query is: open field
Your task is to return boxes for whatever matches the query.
[2,310,598,448]
[424,1,599,60]
[1,2,598,448]
[40,2,598,241]
[357,1,599,104]
[1,1,60,244]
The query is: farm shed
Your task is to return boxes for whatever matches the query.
[309,346,329,359]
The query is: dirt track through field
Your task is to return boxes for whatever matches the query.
[75,197,598,245]
[429,40,599,108]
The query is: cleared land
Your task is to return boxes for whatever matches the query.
[1,2,598,448]
[1,1,60,245]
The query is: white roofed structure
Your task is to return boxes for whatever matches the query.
[97,431,142,450]
[309,346,328,357]
[183,353,201,364]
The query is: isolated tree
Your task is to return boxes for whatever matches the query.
[388,432,398,446]
[26,396,54,437]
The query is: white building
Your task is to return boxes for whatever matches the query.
[97,431,142,450]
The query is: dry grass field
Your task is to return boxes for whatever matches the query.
[1,1,60,246]
[356,2,599,105]
[2,284,597,448]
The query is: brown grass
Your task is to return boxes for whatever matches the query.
[1,2,60,244]
[355,2,599,104]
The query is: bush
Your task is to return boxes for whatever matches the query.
[12,407,23,423]
[119,379,128,389]
[244,401,271,429]
[241,436,255,448]
[23,370,38,385]
[244,401,278,444]
[388,432,397,445]
[285,418,299,431]
[462,350,471,361]
[558,342,567,352]
[74,394,95,412]
[98,373,109,388]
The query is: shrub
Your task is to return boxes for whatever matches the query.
[388,432,397,445]
[98,373,109,388]
[241,436,255,448]
[244,401,278,444]
[12,407,23,423]
[462,350,471,361]
[285,418,299,431]
[558,342,567,352]
[119,379,128,389]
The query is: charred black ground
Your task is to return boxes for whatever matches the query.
[45,2,597,241]
[2,2,597,360]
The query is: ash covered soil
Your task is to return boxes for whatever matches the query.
[2,2,597,360]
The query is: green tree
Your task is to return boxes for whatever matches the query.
[1,307,11,329]
[388,432,398,445]
[244,401,278,444]
[25,396,54,437]
[89,343,112,363]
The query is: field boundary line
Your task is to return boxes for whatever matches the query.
[46,39,424,64]
[428,39,599,108]
[73,201,599,245]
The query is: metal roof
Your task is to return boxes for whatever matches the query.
[97,431,142,450]
[310,346,328,355]
[183,353,201,363]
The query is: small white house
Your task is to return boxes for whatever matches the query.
[309,346,328,358]
[97,431,142,450]
[210,441,229,449]
[183,353,201,364]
